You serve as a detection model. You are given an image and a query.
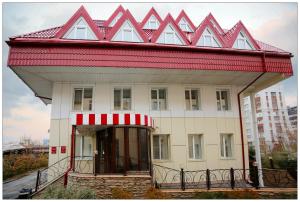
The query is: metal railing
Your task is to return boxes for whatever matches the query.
[152,164,297,190]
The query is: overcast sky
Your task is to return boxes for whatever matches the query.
[2,2,297,143]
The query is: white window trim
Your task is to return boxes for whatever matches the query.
[152,134,170,161]
[235,32,254,50]
[75,136,93,160]
[188,134,204,160]
[201,28,221,47]
[185,88,201,111]
[151,88,168,111]
[220,133,234,159]
[216,88,232,112]
[72,85,95,112]
[113,87,132,111]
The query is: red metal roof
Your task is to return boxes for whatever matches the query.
[7,5,293,75]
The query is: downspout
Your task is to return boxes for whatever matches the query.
[64,125,76,186]
[238,52,266,179]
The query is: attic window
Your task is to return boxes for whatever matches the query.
[197,28,221,47]
[157,24,184,45]
[234,32,254,50]
[63,18,97,40]
[112,20,143,42]
[148,15,160,29]
[109,12,123,27]
[179,18,193,32]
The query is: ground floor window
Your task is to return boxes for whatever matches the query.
[153,134,170,160]
[188,134,203,159]
[75,135,93,159]
[220,133,233,158]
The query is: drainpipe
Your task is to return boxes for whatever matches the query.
[237,52,266,179]
[64,125,76,186]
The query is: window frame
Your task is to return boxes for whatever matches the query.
[75,135,93,160]
[220,133,234,159]
[185,88,201,111]
[216,88,231,111]
[113,87,132,111]
[151,88,168,111]
[72,86,94,112]
[148,15,159,29]
[152,134,170,160]
[188,134,204,160]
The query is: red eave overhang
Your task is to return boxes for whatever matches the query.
[7,38,293,75]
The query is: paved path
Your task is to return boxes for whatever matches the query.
[3,171,37,199]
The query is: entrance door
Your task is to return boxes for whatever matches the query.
[96,128,114,174]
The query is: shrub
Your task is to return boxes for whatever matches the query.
[193,191,227,199]
[193,190,259,199]
[144,187,169,199]
[41,184,96,199]
[111,187,133,199]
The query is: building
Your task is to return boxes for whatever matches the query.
[288,106,297,133]
[6,5,293,193]
[244,85,294,154]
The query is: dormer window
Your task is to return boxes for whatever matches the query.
[234,32,254,50]
[197,28,221,47]
[179,18,193,32]
[112,20,143,42]
[157,24,184,45]
[63,17,97,40]
[143,15,160,30]
[75,26,87,39]
[109,12,123,27]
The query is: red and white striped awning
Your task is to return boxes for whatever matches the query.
[70,113,154,128]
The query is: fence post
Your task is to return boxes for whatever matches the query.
[35,170,40,192]
[180,168,185,191]
[230,168,235,189]
[253,165,259,189]
[206,169,211,190]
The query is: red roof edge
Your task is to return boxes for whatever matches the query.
[227,21,261,50]
[206,13,225,35]
[55,6,103,40]
[191,14,226,46]
[105,9,148,42]
[151,13,190,45]
[103,5,126,27]
[175,10,196,32]
[140,7,163,29]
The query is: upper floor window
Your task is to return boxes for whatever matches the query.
[114,88,131,110]
[63,18,97,40]
[216,89,231,111]
[112,20,143,42]
[73,87,93,111]
[197,28,221,47]
[144,15,160,30]
[233,32,254,50]
[185,89,200,110]
[188,134,203,160]
[151,88,167,110]
[153,134,170,160]
[178,17,193,32]
[157,24,184,45]
[220,133,233,158]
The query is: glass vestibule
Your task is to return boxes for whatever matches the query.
[95,127,150,174]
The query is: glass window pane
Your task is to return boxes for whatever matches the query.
[191,90,199,110]
[194,135,201,159]
[114,89,121,110]
[188,135,193,159]
[123,30,132,41]
[151,89,157,99]
[74,89,82,110]
[185,90,191,110]
[204,36,212,46]
[221,91,229,110]
[83,88,93,110]
[160,136,169,159]
[129,128,138,170]
[159,89,166,99]
[216,91,221,111]
[122,89,131,110]
[159,89,167,110]
[115,128,125,172]
[165,32,173,44]
[83,136,92,157]
[238,39,245,49]
[139,129,149,170]
[150,21,156,29]
[220,135,224,157]
[153,136,160,159]
[75,136,81,157]
[76,27,86,39]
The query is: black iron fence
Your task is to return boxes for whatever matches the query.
[152,164,297,190]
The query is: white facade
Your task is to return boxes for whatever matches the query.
[243,85,293,153]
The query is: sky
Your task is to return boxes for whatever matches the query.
[2,2,298,144]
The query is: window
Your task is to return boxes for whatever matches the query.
[114,88,131,110]
[64,18,96,40]
[220,134,233,158]
[197,28,221,47]
[233,32,254,50]
[112,20,143,42]
[179,18,193,32]
[157,24,184,45]
[188,134,203,159]
[153,134,169,160]
[185,89,200,110]
[151,88,167,110]
[148,15,159,29]
[73,87,93,111]
[75,135,92,159]
[216,89,231,111]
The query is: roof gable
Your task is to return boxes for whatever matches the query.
[175,10,196,32]
[192,14,225,47]
[196,27,222,47]
[55,6,102,40]
[206,13,224,35]
[106,10,148,42]
[140,7,163,30]
[152,14,190,45]
[63,17,97,40]
[226,21,260,49]
[103,5,126,27]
